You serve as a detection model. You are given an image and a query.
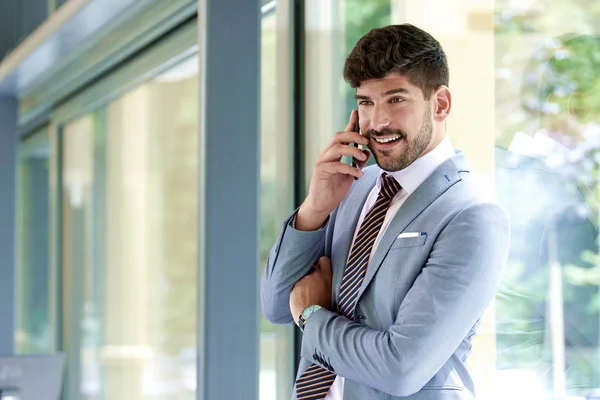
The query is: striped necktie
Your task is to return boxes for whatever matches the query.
[295,173,402,400]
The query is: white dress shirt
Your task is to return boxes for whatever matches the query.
[324,135,455,399]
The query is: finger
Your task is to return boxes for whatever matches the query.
[318,256,332,276]
[313,257,329,270]
[320,143,369,163]
[331,131,369,146]
[344,109,358,132]
[318,161,364,178]
[356,149,371,169]
[317,130,367,161]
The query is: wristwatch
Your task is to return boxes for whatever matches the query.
[298,305,322,332]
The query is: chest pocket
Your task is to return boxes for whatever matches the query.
[389,233,428,249]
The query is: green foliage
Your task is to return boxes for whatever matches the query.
[520,34,600,136]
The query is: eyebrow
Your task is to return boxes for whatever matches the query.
[354,87,411,100]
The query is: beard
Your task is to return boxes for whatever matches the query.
[366,107,433,172]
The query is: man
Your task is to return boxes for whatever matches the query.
[261,24,510,400]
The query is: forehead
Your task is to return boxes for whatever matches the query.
[356,72,421,97]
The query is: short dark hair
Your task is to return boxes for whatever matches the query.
[343,24,449,99]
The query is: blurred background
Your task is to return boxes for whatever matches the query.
[1,0,600,399]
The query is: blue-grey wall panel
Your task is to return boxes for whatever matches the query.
[0,95,17,354]
[197,0,261,399]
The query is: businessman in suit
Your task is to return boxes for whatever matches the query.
[261,24,510,400]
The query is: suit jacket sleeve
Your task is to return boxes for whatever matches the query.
[260,208,335,324]
[299,202,510,397]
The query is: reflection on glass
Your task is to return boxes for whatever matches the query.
[61,56,198,400]
[495,1,600,399]
[15,132,52,354]
[260,2,294,399]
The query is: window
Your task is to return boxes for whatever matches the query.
[260,1,295,399]
[494,1,600,398]
[15,131,52,354]
[60,56,198,399]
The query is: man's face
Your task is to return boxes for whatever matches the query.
[356,73,435,172]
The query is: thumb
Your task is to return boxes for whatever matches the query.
[357,148,371,169]
[318,256,332,276]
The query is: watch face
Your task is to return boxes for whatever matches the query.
[303,305,320,318]
[301,306,311,318]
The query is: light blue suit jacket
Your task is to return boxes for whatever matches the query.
[261,151,510,399]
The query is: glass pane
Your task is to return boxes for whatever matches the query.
[61,55,198,400]
[62,113,95,399]
[260,2,294,399]
[15,132,52,354]
[494,1,600,399]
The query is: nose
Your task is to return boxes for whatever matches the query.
[371,104,391,131]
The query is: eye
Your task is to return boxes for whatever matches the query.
[358,100,373,106]
[390,97,405,104]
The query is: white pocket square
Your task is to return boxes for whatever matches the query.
[397,232,426,239]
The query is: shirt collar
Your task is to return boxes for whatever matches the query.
[376,135,455,195]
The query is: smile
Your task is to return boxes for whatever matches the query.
[374,136,402,144]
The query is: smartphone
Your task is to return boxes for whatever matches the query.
[351,114,361,180]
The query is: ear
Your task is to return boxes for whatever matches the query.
[432,86,451,122]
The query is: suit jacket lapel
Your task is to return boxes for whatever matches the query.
[356,151,469,301]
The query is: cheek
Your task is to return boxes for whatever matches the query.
[392,108,421,131]
[358,109,371,130]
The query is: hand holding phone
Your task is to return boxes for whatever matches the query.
[295,110,368,230]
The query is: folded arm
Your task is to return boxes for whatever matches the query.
[300,202,510,397]
[260,210,334,324]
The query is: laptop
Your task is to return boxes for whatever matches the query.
[0,354,65,400]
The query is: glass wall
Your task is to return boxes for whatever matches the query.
[60,56,198,400]
[260,1,295,399]
[494,1,600,399]
[14,4,296,398]
[15,131,53,354]
[304,0,600,399]
[14,2,290,399]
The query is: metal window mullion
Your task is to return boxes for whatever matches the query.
[0,95,18,354]
[197,1,261,399]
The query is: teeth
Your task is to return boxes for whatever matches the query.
[375,136,400,143]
